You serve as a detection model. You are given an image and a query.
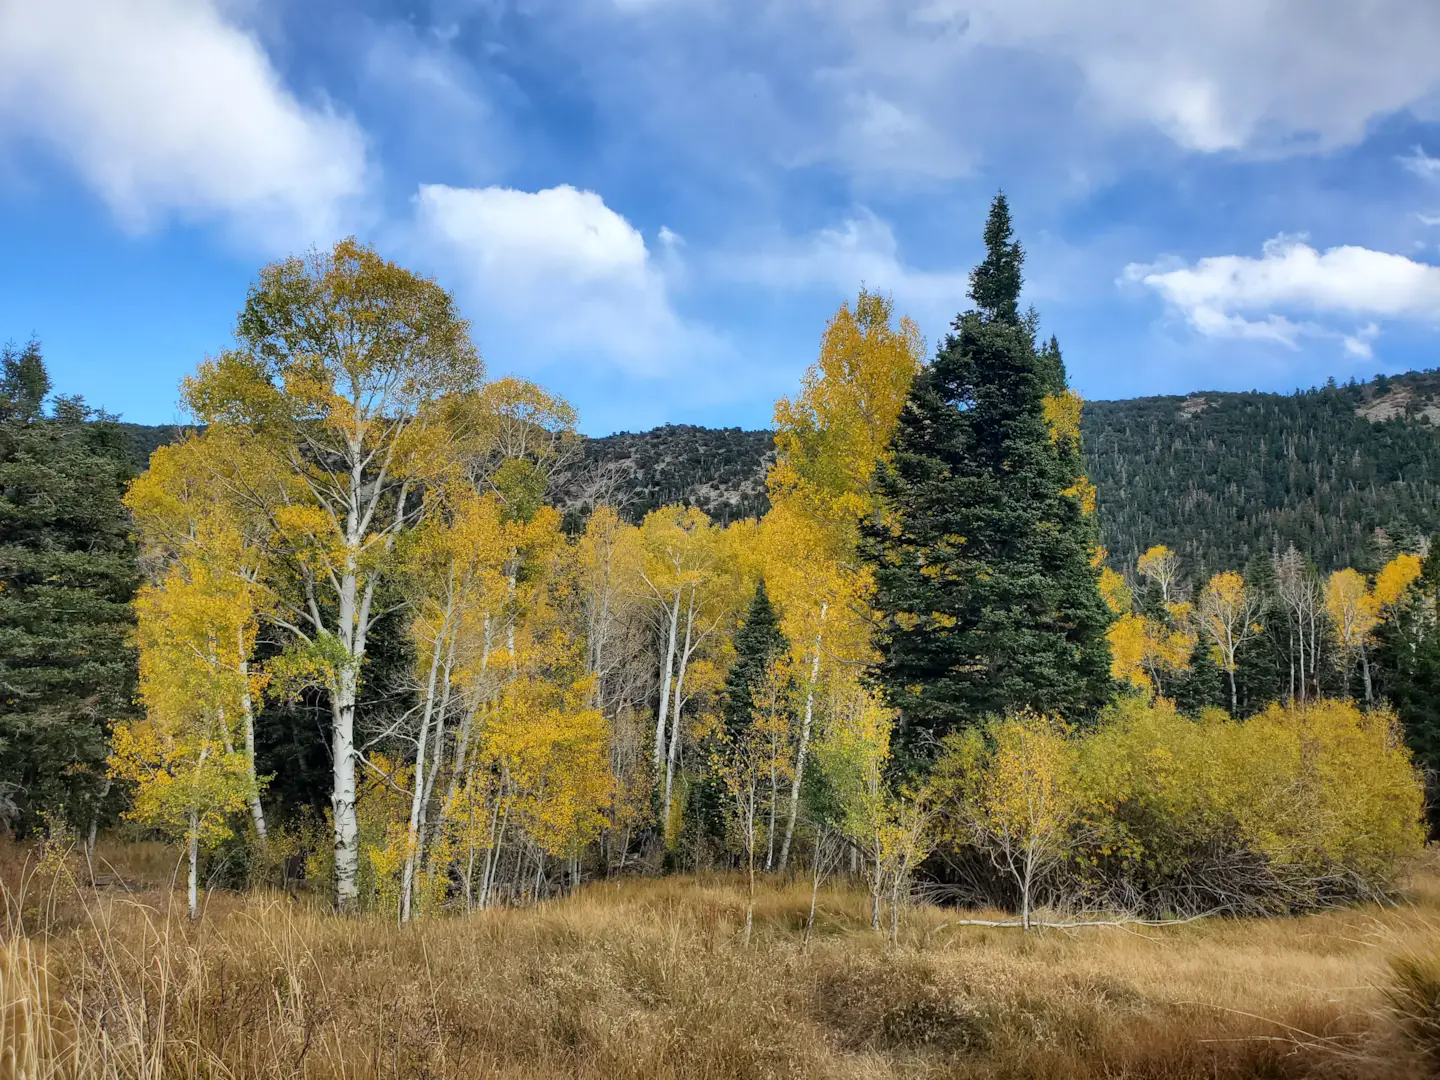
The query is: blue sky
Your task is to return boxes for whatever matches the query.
[4,1,1440,435]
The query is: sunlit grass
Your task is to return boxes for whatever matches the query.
[4,841,1440,1078]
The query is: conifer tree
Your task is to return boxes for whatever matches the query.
[720,579,790,740]
[0,341,137,833]
[863,195,1112,768]
[694,580,790,844]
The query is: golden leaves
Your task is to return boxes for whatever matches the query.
[769,287,923,536]
[1098,567,1132,616]
[1042,390,1083,447]
[1061,475,1098,515]
[1374,552,1423,610]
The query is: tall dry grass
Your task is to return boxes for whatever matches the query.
[3,840,1440,1079]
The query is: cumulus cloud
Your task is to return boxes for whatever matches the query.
[847,0,1440,155]
[1124,236,1440,352]
[547,0,1440,184]
[732,210,969,312]
[0,0,366,242]
[412,183,707,375]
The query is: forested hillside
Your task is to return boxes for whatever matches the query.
[1088,371,1440,574]
[560,424,774,525]
[116,374,1440,569]
[115,372,1440,570]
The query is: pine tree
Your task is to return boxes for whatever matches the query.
[0,341,138,834]
[721,579,790,739]
[694,580,791,844]
[1170,640,1226,714]
[863,195,1113,768]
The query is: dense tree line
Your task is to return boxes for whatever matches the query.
[117,378,1440,577]
[557,424,774,527]
[1,205,1430,931]
[0,340,138,838]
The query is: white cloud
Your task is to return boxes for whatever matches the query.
[1124,235,1440,352]
[846,0,1440,155]
[412,183,707,375]
[0,0,367,242]
[1343,323,1381,360]
[733,209,968,312]
[1403,146,1440,182]
[564,0,1440,178]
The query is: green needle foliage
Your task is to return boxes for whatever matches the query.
[863,195,1113,769]
[0,340,138,834]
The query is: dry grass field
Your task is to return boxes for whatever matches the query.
[5,841,1440,1079]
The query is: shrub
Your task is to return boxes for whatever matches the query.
[930,698,1425,919]
[1072,697,1426,915]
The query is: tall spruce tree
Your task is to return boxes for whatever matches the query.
[694,580,791,844]
[721,579,790,738]
[863,195,1113,768]
[0,341,138,834]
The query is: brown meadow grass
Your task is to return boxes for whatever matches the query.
[4,840,1440,1079]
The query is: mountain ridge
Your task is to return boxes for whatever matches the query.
[113,368,1440,574]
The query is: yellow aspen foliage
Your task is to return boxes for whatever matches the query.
[177,239,484,913]
[1042,389,1083,447]
[109,553,262,916]
[1374,552,1424,610]
[1060,475,1098,516]
[483,664,611,858]
[1107,609,1194,696]
[769,288,923,539]
[933,712,1078,929]
[1198,569,1263,714]
[1098,566,1132,615]
[1107,613,1153,691]
[710,658,797,942]
[811,674,894,854]
[1325,568,1377,641]
[1325,567,1380,703]
[1074,697,1424,909]
[107,722,251,849]
[1135,545,1181,603]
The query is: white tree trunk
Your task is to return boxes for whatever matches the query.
[238,646,267,842]
[445,613,491,811]
[779,614,825,870]
[401,620,448,923]
[654,590,681,771]
[1361,642,1374,708]
[331,667,361,913]
[663,594,696,820]
[871,838,882,931]
[187,808,200,921]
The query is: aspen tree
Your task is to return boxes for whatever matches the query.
[1273,547,1325,704]
[1326,568,1379,706]
[934,713,1078,931]
[633,506,732,823]
[1103,550,1194,696]
[1198,570,1265,715]
[125,428,282,843]
[180,240,482,912]
[763,288,921,868]
[712,659,791,945]
[396,488,508,920]
[110,556,258,917]
[1136,545,1181,605]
